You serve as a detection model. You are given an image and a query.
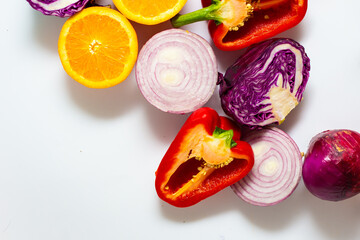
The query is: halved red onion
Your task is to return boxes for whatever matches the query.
[231,127,302,206]
[135,29,218,114]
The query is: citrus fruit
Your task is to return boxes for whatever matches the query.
[113,0,188,25]
[58,7,138,88]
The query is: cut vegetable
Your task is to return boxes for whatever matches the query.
[171,0,307,51]
[219,38,310,128]
[26,0,90,17]
[303,129,360,201]
[155,107,254,207]
[231,127,302,206]
[136,29,218,114]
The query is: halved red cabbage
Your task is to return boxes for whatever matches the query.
[219,38,310,128]
[26,0,90,17]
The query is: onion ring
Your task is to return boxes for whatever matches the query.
[136,29,218,114]
[231,127,302,206]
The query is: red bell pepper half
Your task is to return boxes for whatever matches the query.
[155,107,254,207]
[171,0,308,51]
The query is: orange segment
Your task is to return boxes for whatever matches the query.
[113,0,188,25]
[58,7,138,88]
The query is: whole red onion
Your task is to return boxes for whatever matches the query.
[302,129,360,201]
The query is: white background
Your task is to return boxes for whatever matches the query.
[1,0,360,239]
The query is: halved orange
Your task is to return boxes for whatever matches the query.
[113,0,188,25]
[58,7,138,88]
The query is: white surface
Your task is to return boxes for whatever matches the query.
[1,1,360,240]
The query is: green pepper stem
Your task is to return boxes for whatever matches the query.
[213,127,237,148]
[171,0,223,28]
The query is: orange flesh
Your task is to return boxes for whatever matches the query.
[120,0,180,18]
[65,15,130,81]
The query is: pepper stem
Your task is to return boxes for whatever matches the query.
[213,127,237,148]
[171,0,288,30]
[171,0,223,28]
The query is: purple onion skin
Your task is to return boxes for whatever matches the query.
[27,0,90,17]
[218,38,310,128]
[303,130,360,201]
